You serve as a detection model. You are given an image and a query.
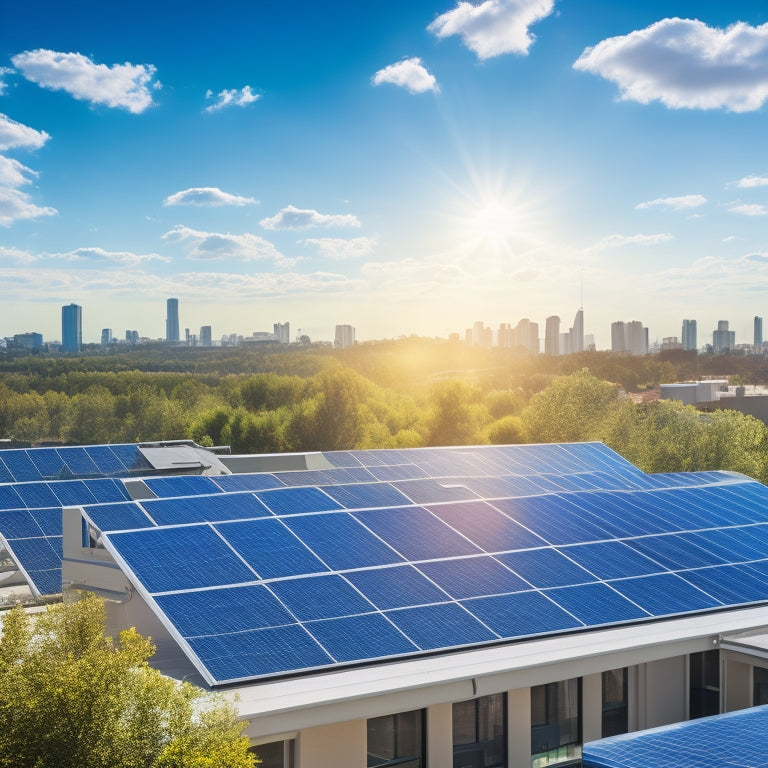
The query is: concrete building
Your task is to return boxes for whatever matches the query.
[611,321,647,356]
[200,326,212,347]
[274,322,290,344]
[545,316,560,356]
[334,324,356,349]
[713,321,735,354]
[755,316,763,348]
[166,298,180,343]
[101,328,113,346]
[682,319,697,352]
[570,309,584,354]
[61,303,82,354]
[12,332,43,351]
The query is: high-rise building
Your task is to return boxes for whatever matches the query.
[273,322,290,344]
[512,318,539,354]
[713,320,735,353]
[611,320,647,356]
[568,309,584,354]
[334,324,355,349]
[166,298,180,342]
[682,319,697,351]
[755,316,763,347]
[544,316,560,356]
[101,328,112,346]
[13,332,43,350]
[200,326,212,347]
[125,330,139,344]
[61,304,82,354]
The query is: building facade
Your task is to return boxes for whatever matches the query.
[166,298,180,342]
[335,324,356,349]
[61,303,82,353]
[681,319,697,352]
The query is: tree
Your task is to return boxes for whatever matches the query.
[0,594,256,768]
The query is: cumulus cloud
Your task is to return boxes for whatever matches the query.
[0,156,38,188]
[592,233,674,249]
[50,247,169,266]
[635,194,707,211]
[162,224,289,264]
[0,245,38,264]
[303,237,377,260]
[0,114,50,151]
[11,49,158,113]
[730,203,767,216]
[428,0,555,59]
[259,205,361,230]
[574,18,768,112]
[734,175,768,188]
[372,58,438,94]
[0,187,57,226]
[163,187,258,207]
[0,67,13,95]
[204,85,260,112]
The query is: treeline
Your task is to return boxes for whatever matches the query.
[1,348,767,483]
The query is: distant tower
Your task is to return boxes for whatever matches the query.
[273,322,290,344]
[570,309,584,354]
[100,328,112,346]
[755,316,763,347]
[545,316,560,356]
[61,303,82,353]
[713,320,735,353]
[166,298,180,342]
[682,319,697,351]
[200,326,212,347]
[334,324,355,349]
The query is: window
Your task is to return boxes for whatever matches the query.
[754,666,768,706]
[368,709,425,768]
[249,740,294,768]
[453,693,506,768]
[602,668,628,737]
[531,679,581,767]
[690,650,719,719]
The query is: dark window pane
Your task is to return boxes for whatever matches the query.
[690,650,720,719]
[531,679,582,764]
[453,694,506,768]
[602,669,628,738]
[754,666,768,706]
[368,709,424,768]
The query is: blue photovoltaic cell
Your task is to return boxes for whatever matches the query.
[30,508,62,536]
[608,573,722,615]
[323,482,412,510]
[187,624,332,682]
[7,537,61,570]
[323,451,363,468]
[305,613,418,662]
[281,513,403,570]
[255,486,343,515]
[428,501,547,552]
[57,447,101,477]
[84,479,131,503]
[497,548,599,588]
[353,506,482,560]
[367,464,430,482]
[154,584,296,636]
[0,459,14,484]
[391,479,479,504]
[418,556,529,600]
[0,509,44,539]
[141,492,272,526]
[14,483,61,509]
[50,480,97,507]
[84,446,128,475]
[109,444,150,472]
[215,518,328,579]
[28,569,62,596]
[583,704,768,768]
[1,452,43,482]
[386,603,498,650]
[28,449,67,478]
[84,502,154,532]
[0,485,25,510]
[345,565,450,610]
[211,473,283,493]
[272,469,352,487]
[105,525,257,593]
[558,541,666,580]
[463,590,584,637]
[546,583,650,625]
[144,475,222,498]
[625,534,723,571]
[268,574,375,621]
[679,565,768,605]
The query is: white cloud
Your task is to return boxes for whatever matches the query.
[635,194,707,211]
[428,0,555,59]
[729,203,767,216]
[372,58,438,94]
[0,67,13,95]
[162,224,289,264]
[722,235,739,242]
[0,246,38,264]
[204,85,260,112]
[303,237,377,260]
[574,18,768,112]
[0,187,57,226]
[735,175,768,188]
[11,49,158,113]
[259,205,361,230]
[50,247,169,266]
[592,233,674,250]
[0,155,38,188]
[163,187,258,207]
[0,113,50,151]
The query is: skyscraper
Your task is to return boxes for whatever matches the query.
[166,298,179,342]
[755,316,763,347]
[681,319,697,351]
[544,316,560,356]
[273,322,290,344]
[570,309,584,354]
[61,303,82,354]
[713,320,735,353]
[334,324,355,349]
[200,326,212,347]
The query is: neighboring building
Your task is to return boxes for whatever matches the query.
[101,328,112,346]
[200,326,212,347]
[682,319,697,351]
[61,303,82,354]
[611,320,647,356]
[545,315,560,355]
[660,337,682,351]
[514,318,539,354]
[755,316,763,348]
[334,324,356,349]
[565,308,584,354]
[273,322,290,344]
[125,330,139,344]
[713,320,735,353]
[12,332,43,351]
[166,298,180,342]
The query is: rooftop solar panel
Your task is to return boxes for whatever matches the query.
[211,473,284,493]
[0,485,24,510]
[344,564,449,610]
[140,492,272,526]
[82,501,155,532]
[255,486,343,515]
[608,573,722,615]
[0,459,14,484]
[1,451,43,482]
[0,508,45,539]
[83,446,128,475]
[322,482,412,510]
[384,603,497,650]
[57,447,102,477]
[84,479,131,503]
[143,475,222,498]
[14,482,60,509]
[50,480,98,507]
[28,449,67,479]
[417,556,529,599]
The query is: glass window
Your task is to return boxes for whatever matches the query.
[690,650,719,719]
[530,679,581,768]
[250,740,294,768]
[453,693,506,768]
[754,666,768,706]
[368,709,425,768]
[602,668,628,738]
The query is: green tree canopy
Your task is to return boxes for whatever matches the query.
[0,594,256,768]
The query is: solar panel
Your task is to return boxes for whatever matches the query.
[50,480,98,507]
[57,447,102,477]
[0,509,45,538]
[384,603,497,650]
[211,473,283,492]
[268,574,375,621]
[0,458,14,484]
[83,502,155,532]
[323,482,412,510]
[1,451,43,482]
[344,565,449,610]
[255,486,343,515]
[608,573,722,615]
[84,479,131,503]
[140,492,272,526]
[417,556,529,599]
[14,482,60,509]
[143,475,222,498]
[545,583,650,625]
[28,449,67,479]
[83,446,127,475]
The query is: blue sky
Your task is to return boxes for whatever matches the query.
[2,0,768,347]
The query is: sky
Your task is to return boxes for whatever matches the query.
[2,0,768,347]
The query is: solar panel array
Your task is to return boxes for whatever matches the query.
[582,704,768,768]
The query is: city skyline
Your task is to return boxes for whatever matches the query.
[3,1,768,346]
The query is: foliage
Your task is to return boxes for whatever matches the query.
[0,594,256,768]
